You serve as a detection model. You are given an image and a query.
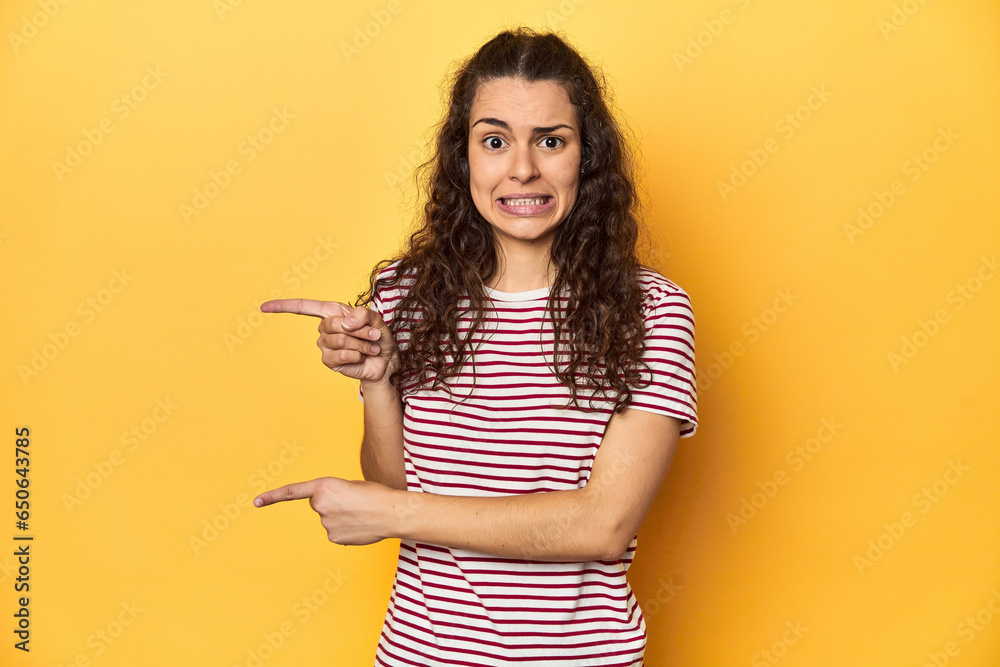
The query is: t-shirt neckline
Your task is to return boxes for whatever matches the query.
[484,285,552,301]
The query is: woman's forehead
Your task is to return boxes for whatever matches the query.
[470,78,576,128]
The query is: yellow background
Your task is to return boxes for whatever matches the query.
[2,0,998,664]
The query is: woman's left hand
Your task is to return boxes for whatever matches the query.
[253,477,397,545]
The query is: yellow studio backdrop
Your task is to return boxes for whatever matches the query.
[1,0,997,664]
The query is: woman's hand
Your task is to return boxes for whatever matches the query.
[253,476,398,545]
[259,299,400,383]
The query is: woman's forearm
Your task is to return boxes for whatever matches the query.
[359,378,406,490]
[384,484,626,562]
[357,402,679,563]
[256,408,678,561]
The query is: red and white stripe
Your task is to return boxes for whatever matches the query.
[360,262,697,666]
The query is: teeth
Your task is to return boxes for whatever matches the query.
[503,197,548,206]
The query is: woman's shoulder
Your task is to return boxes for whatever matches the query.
[636,264,692,303]
[635,265,696,333]
[372,259,419,292]
[374,258,412,281]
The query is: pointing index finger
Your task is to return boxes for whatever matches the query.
[260,299,351,319]
[253,479,320,507]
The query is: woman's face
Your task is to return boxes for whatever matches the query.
[467,77,582,257]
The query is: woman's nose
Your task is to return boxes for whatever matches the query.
[508,144,540,181]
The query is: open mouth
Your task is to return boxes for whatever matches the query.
[499,196,551,206]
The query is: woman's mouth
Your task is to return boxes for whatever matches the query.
[497,196,555,215]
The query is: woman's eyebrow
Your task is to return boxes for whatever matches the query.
[471,118,575,134]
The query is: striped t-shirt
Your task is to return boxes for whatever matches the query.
[359,262,698,666]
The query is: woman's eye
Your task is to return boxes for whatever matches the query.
[486,137,505,149]
[542,137,564,149]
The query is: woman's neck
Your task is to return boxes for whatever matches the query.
[485,245,556,292]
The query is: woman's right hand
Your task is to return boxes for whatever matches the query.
[260,299,400,383]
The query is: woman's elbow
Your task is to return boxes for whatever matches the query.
[593,517,636,561]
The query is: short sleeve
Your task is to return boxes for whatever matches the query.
[627,277,699,438]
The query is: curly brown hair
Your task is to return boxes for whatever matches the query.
[355,26,657,413]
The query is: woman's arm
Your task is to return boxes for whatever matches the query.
[390,407,680,561]
[358,377,406,490]
[255,407,681,562]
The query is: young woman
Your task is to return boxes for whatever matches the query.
[254,27,698,666]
